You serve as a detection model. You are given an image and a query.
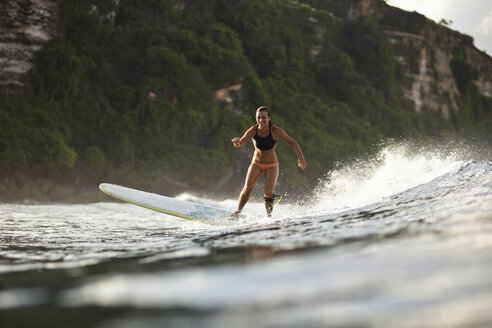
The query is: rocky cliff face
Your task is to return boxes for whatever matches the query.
[0,0,58,93]
[348,0,492,116]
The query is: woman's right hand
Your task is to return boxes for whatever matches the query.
[231,137,241,148]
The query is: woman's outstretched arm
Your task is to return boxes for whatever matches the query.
[231,125,256,148]
[274,127,307,169]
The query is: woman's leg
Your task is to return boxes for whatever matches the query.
[230,163,262,217]
[263,165,279,216]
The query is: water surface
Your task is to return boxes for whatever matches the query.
[1,146,491,327]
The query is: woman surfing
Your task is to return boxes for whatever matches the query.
[230,106,307,217]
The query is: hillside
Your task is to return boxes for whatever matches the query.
[0,0,490,202]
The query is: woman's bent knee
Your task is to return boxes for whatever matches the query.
[241,186,253,196]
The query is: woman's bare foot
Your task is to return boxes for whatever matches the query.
[229,209,241,218]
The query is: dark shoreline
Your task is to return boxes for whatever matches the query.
[0,170,246,204]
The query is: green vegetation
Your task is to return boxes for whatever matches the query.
[0,0,490,193]
[380,7,427,34]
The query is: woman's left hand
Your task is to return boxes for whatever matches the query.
[298,158,307,169]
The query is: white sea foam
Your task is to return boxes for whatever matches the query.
[313,144,464,211]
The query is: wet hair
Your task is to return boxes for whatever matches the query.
[256,106,271,116]
[255,106,273,127]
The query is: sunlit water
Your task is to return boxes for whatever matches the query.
[1,145,491,327]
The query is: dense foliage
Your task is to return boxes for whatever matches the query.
[1,0,490,192]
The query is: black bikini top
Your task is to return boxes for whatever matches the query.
[253,125,277,151]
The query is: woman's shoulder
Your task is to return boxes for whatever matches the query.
[271,125,284,139]
[273,125,294,142]
[271,125,285,134]
[245,124,258,135]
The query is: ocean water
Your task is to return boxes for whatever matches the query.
[0,144,491,327]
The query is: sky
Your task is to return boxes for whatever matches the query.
[388,0,492,55]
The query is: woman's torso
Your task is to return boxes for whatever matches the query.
[252,125,278,164]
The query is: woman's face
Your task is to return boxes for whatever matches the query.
[256,110,270,128]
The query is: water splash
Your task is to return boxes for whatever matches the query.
[313,143,464,211]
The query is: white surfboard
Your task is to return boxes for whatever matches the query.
[99,183,234,225]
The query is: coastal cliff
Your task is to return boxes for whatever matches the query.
[348,0,492,116]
